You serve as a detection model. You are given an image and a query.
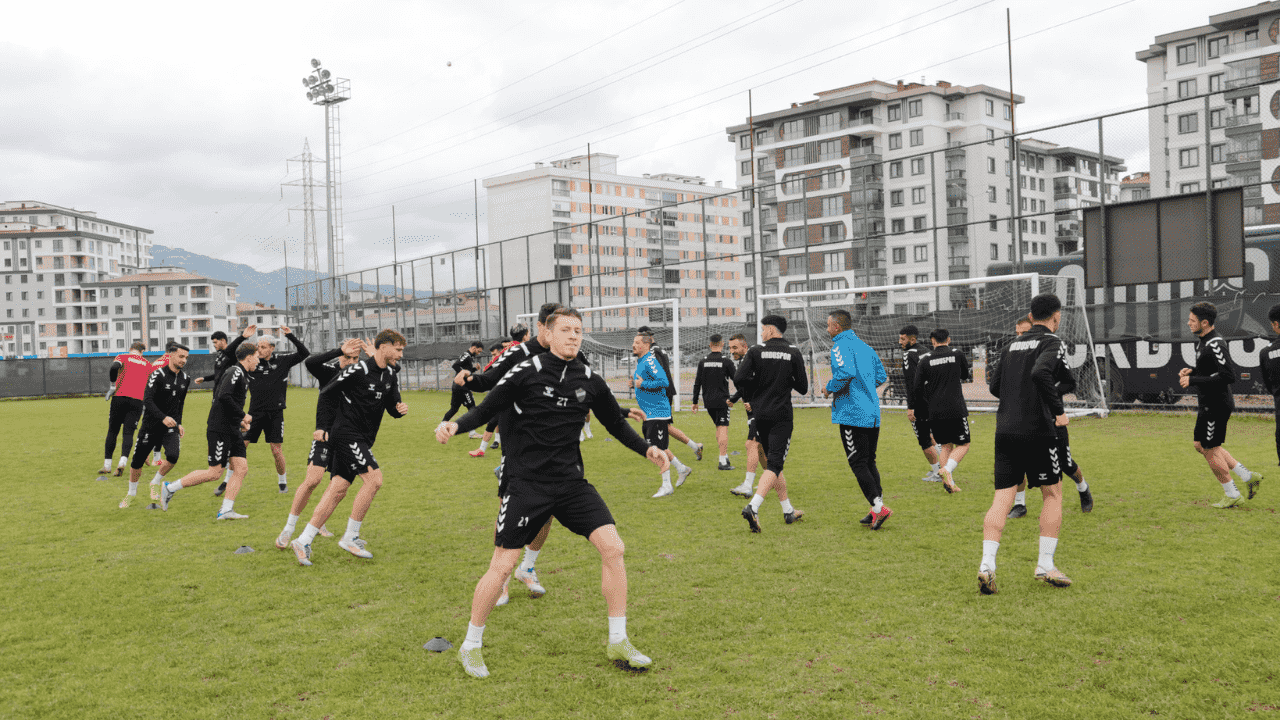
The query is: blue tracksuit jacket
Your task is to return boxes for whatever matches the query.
[826,328,885,428]
[634,349,672,420]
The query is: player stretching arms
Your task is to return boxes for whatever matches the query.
[736,315,808,532]
[199,325,257,496]
[634,330,692,498]
[444,342,484,433]
[824,310,890,529]
[289,330,409,565]
[436,307,666,678]
[242,328,309,494]
[690,334,737,471]
[978,294,1073,594]
[274,338,364,549]
[100,341,151,476]
[1179,302,1262,508]
[900,325,941,482]
[118,344,190,508]
[726,334,764,497]
[161,342,258,519]
[912,329,968,493]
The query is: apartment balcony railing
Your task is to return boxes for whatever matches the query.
[943,112,965,121]
[849,114,881,127]
[850,145,881,158]
[945,169,966,180]
[1225,39,1260,55]
[948,256,970,268]
[1244,185,1263,200]
[1225,74,1262,90]
[1227,149,1262,162]
[1225,112,1261,127]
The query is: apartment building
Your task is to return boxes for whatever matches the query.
[1015,139,1124,259]
[726,79,1024,316]
[1137,1,1280,224]
[80,268,238,356]
[0,200,155,358]
[236,302,300,351]
[484,153,746,329]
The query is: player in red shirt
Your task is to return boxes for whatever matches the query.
[101,341,152,476]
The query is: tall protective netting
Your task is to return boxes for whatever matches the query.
[760,274,1106,415]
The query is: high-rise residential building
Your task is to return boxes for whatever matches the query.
[1018,139,1124,258]
[726,79,1027,316]
[1136,1,1280,223]
[483,153,747,329]
[0,200,155,358]
[82,267,238,356]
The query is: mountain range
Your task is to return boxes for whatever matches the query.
[150,244,323,308]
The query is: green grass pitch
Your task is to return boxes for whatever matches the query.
[2,389,1278,719]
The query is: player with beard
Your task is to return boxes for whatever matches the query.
[118,344,191,508]
[637,326,704,461]
[200,325,257,494]
[444,341,484,430]
[239,328,310,494]
[633,330,692,498]
[824,310,891,529]
[690,334,737,471]
[900,325,942,482]
[726,333,765,497]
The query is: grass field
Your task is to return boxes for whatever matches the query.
[2,388,1278,719]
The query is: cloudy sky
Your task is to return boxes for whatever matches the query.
[1,0,1246,276]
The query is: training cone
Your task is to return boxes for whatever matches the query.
[423,637,453,652]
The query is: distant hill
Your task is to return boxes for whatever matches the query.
[150,245,324,307]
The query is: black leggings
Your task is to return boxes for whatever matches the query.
[840,424,883,506]
[105,396,143,459]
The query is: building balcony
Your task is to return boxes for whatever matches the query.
[1225,39,1260,55]
[1225,74,1262,90]
[944,112,965,122]
[945,169,966,181]
[1225,112,1261,128]
[944,143,966,158]
[850,145,881,158]
[1227,149,1262,162]
[849,114,882,128]
[1244,185,1263,200]
[948,256,969,268]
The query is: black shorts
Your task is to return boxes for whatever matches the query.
[109,396,144,428]
[909,415,933,449]
[746,411,758,442]
[245,410,285,444]
[1054,426,1079,477]
[993,434,1060,490]
[330,436,378,481]
[643,419,670,451]
[486,417,500,433]
[707,408,730,427]
[131,422,181,468]
[452,386,476,409]
[931,416,971,445]
[495,478,615,549]
[1193,407,1231,449]
[307,438,332,468]
[207,430,247,467]
[754,419,793,475]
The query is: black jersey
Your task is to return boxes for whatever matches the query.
[208,364,251,434]
[247,333,310,414]
[733,337,808,423]
[451,351,479,375]
[901,341,930,411]
[987,324,1065,437]
[142,365,190,425]
[321,358,404,445]
[305,347,346,432]
[454,351,650,482]
[463,339,588,393]
[200,334,248,385]
[1188,329,1235,411]
[692,351,736,409]
[1262,336,1280,397]
[912,344,971,420]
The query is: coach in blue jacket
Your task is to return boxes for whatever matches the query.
[633,330,692,497]
[824,309,892,530]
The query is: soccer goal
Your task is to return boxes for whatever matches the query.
[757,272,1108,416]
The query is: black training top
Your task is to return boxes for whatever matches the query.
[912,344,971,420]
[321,358,405,446]
[1188,329,1235,411]
[143,365,190,425]
[988,324,1065,437]
[1262,336,1280,397]
[305,347,346,432]
[451,351,479,375]
[901,341,930,411]
[208,363,251,434]
[692,350,736,409]
[733,337,808,423]
[453,351,650,483]
[463,338,588,393]
[200,334,248,385]
[247,333,310,414]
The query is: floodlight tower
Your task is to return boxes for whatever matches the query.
[301,58,350,346]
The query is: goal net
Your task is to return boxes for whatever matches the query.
[760,273,1107,416]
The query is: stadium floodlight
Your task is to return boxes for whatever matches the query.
[301,77,310,88]
[320,69,331,80]
[311,58,321,68]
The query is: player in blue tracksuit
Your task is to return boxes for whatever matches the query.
[824,309,892,530]
[633,331,693,497]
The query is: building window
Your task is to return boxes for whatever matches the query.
[1003,104,1011,120]
[913,245,928,262]
[912,216,927,232]
[820,196,842,217]
[907,99,922,118]
[1208,73,1223,93]
[914,273,930,284]
[821,224,845,243]
[740,160,751,176]
[892,248,906,264]
[909,129,923,147]
[911,187,926,204]
[739,135,751,150]
[818,112,840,134]
[784,146,804,166]
[990,243,1000,260]
[782,119,801,138]
[1179,181,1202,194]
[987,157,996,174]
[1179,148,1199,168]
[888,133,902,150]
[889,161,903,178]
[822,251,842,273]
[893,275,907,285]
[1175,43,1195,65]
[890,190,904,207]
[1209,108,1224,128]
[891,218,905,234]
[1210,144,1225,164]
[987,186,997,202]
[1177,79,1196,99]
[910,158,925,175]
[985,99,994,116]
[1207,36,1226,59]
[818,139,841,161]
[887,104,901,121]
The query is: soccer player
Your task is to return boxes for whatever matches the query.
[160,342,258,519]
[735,315,808,532]
[726,333,764,497]
[1262,304,1280,467]
[824,310,890,529]
[147,342,180,466]
[289,330,409,565]
[198,324,257,495]
[912,328,968,494]
[1179,301,1262,508]
[634,330,693,498]
[900,325,942,482]
[444,341,484,427]
[690,334,737,470]
[119,344,191,508]
[637,326,704,461]
[978,293,1073,594]
[274,337,365,549]
[101,341,152,476]
[435,307,667,678]
[468,330,527,458]
[240,327,310,494]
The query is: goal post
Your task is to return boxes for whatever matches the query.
[758,272,1108,416]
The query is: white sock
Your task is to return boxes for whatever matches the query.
[930,462,940,472]
[1233,463,1252,482]
[118,455,129,468]
[944,459,958,473]
[520,548,540,572]
[1014,490,1026,506]
[278,473,287,486]
[871,496,883,512]
[671,456,688,473]
[1076,479,1088,493]
[1223,480,1241,499]
[719,455,728,464]
[745,471,756,484]
[981,539,1000,572]
[165,480,183,494]
[127,481,138,496]
[219,499,234,515]
[221,467,232,484]
[687,439,699,451]
[150,471,164,484]
[608,616,627,644]
[780,499,794,514]
[479,440,490,453]
[1038,536,1058,571]
[298,523,321,544]
[493,433,500,444]
[749,494,764,512]
[153,451,161,461]
[103,458,113,470]
[284,514,299,533]
[584,422,592,437]
[462,623,485,650]
[344,518,362,542]
[660,470,671,486]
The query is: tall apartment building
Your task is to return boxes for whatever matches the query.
[1137,1,1280,224]
[1017,139,1124,258]
[484,153,746,329]
[237,302,298,351]
[0,200,155,358]
[726,79,1026,316]
[81,267,238,356]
